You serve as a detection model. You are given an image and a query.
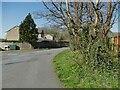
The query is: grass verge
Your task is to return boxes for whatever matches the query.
[53,50,118,88]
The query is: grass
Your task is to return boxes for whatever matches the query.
[53,50,119,88]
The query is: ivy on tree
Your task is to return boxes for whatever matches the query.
[19,13,38,44]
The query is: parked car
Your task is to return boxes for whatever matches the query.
[4,45,9,50]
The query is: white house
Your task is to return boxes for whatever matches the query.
[37,29,54,41]
[44,34,54,40]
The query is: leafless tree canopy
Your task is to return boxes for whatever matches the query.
[33,1,119,65]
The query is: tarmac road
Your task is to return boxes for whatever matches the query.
[2,48,68,88]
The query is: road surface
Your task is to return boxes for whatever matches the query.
[2,48,68,88]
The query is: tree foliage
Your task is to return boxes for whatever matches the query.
[19,13,38,44]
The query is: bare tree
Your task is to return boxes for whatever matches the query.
[33,0,119,67]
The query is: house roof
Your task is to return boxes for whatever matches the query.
[6,26,19,32]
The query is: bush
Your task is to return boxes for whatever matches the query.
[53,50,119,88]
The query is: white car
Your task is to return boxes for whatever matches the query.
[4,45,9,50]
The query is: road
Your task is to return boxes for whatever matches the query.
[2,48,68,88]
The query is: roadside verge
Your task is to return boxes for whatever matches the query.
[53,50,80,88]
[53,50,118,88]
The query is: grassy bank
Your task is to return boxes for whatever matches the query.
[53,50,118,88]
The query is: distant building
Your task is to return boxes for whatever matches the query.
[6,26,19,41]
[108,31,120,46]
[113,32,120,46]
[6,26,54,42]
[37,29,54,42]
[44,34,53,40]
